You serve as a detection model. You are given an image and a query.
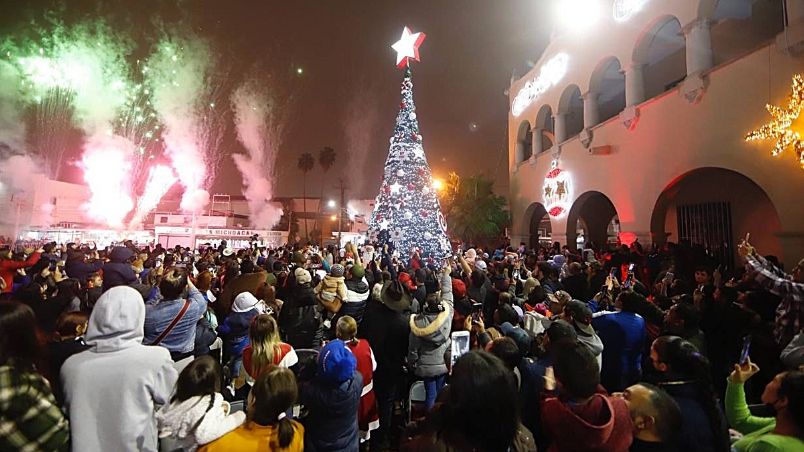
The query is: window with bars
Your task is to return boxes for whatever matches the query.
[677,201,734,269]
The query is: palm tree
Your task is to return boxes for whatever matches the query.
[297,152,315,239]
[316,147,337,243]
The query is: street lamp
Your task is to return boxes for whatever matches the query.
[327,200,336,208]
[330,215,337,221]
[432,178,444,191]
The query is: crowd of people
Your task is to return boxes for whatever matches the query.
[0,235,802,451]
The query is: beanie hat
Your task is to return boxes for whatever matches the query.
[351,264,365,279]
[318,340,357,384]
[294,267,312,285]
[330,264,345,277]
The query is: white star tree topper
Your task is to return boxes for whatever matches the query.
[392,26,426,69]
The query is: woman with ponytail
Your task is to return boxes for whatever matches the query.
[201,367,304,451]
[157,356,246,451]
[649,335,729,452]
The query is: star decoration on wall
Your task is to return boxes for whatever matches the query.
[745,74,804,169]
[392,26,426,69]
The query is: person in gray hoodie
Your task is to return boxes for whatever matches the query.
[408,265,453,409]
[61,286,178,452]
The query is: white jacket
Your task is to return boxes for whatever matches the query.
[156,393,245,451]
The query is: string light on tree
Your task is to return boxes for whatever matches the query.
[368,26,451,262]
[745,73,804,169]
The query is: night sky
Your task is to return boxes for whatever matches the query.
[0,0,550,200]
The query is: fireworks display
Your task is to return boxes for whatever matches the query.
[0,18,247,230]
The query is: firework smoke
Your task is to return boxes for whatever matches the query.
[147,32,229,213]
[343,79,381,196]
[231,79,283,229]
[0,60,26,153]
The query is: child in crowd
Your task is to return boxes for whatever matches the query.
[157,356,246,452]
[315,263,347,329]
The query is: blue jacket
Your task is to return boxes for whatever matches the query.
[102,247,138,292]
[218,310,259,356]
[592,310,646,392]
[302,372,362,452]
[143,287,207,354]
[65,258,104,283]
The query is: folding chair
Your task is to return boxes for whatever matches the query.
[407,380,427,424]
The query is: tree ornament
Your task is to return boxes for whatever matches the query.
[745,73,804,169]
[396,169,405,177]
[543,159,572,218]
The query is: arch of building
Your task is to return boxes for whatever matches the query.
[632,15,687,100]
[566,191,619,251]
[523,202,551,250]
[515,120,533,164]
[588,57,626,125]
[650,167,783,265]
[534,104,555,154]
[557,84,584,141]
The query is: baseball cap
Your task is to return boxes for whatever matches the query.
[500,322,532,356]
[564,300,595,336]
[475,260,488,272]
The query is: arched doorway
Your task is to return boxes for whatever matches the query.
[567,191,619,250]
[524,202,552,250]
[650,167,782,268]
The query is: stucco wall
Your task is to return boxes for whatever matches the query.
[509,4,804,266]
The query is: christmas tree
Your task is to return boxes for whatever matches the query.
[368,27,452,261]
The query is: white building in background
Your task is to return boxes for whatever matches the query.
[509,0,804,267]
[1,178,372,247]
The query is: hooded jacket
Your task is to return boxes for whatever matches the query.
[408,271,454,378]
[102,246,138,292]
[315,274,347,304]
[541,394,633,452]
[345,277,370,303]
[156,393,246,452]
[61,286,178,452]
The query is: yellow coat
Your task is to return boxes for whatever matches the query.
[199,420,304,452]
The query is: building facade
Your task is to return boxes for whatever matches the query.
[509,0,804,267]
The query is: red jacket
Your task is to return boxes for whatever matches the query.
[346,338,379,438]
[0,252,41,293]
[541,393,633,452]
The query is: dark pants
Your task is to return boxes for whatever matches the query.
[372,370,402,449]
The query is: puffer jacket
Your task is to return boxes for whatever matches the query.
[156,393,245,452]
[408,301,453,378]
[315,274,347,304]
[102,247,138,292]
[342,277,370,325]
[278,284,322,349]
